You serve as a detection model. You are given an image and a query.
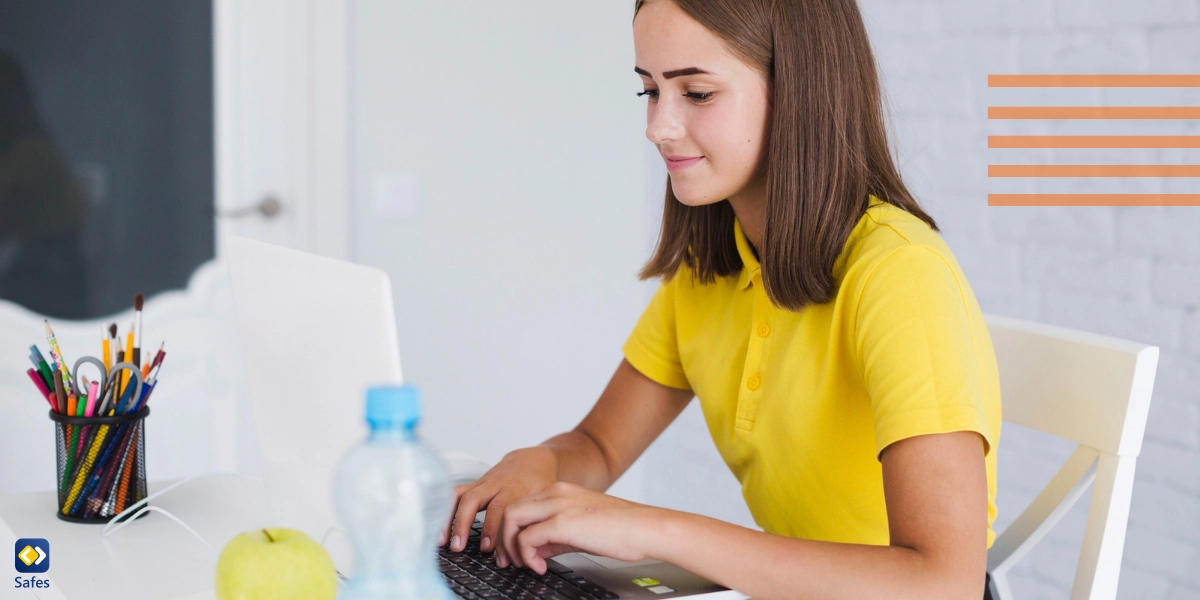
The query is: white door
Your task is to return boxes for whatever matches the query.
[215,0,351,258]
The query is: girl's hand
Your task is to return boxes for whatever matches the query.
[497,481,664,574]
[444,446,559,561]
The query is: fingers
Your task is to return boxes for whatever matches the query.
[451,482,499,552]
[479,492,516,553]
[499,494,566,569]
[442,482,477,546]
[517,519,569,574]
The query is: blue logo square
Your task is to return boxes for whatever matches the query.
[14,538,49,573]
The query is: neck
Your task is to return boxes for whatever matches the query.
[727,172,767,256]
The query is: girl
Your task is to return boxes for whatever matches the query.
[444,1,1001,598]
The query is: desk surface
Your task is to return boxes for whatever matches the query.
[2,472,749,600]
[1,474,267,600]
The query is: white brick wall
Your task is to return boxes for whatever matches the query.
[638,1,1200,598]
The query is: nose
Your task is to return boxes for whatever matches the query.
[645,97,685,145]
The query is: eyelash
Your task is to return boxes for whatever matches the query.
[636,90,713,103]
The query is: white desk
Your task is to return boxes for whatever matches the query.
[1,474,268,600]
[3,464,748,600]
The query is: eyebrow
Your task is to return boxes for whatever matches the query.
[634,66,713,79]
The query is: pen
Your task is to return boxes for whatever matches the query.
[133,381,156,412]
[114,377,137,414]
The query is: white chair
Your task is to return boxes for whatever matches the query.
[985,314,1159,600]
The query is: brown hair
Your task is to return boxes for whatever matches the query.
[635,0,939,311]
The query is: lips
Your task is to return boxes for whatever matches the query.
[665,156,703,172]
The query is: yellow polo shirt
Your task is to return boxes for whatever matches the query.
[623,195,1001,547]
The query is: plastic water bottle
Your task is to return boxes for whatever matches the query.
[336,385,453,599]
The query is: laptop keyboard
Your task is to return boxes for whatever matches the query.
[438,520,620,600]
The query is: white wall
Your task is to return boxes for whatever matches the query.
[348,1,650,499]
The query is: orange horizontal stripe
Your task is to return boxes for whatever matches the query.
[989,106,1200,119]
[989,194,1200,206]
[989,165,1200,177]
[989,136,1200,148]
[989,75,1200,88]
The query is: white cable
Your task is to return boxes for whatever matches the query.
[99,473,349,584]
[101,473,263,555]
[102,504,218,555]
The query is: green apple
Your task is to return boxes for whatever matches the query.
[215,528,338,600]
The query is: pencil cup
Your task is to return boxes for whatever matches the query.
[51,407,150,523]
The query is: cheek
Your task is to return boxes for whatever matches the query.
[694,102,763,176]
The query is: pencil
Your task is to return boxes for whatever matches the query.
[122,322,134,395]
[102,326,111,373]
[52,370,66,414]
[44,320,74,395]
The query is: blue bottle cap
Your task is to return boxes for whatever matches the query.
[366,385,421,429]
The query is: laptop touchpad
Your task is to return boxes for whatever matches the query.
[579,553,664,569]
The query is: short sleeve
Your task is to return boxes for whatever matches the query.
[854,244,992,459]
[622,277,692,391]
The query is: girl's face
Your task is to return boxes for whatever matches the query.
[633,0,770,208]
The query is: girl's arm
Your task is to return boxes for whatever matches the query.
[502,430,989,600]
[446,359,694,560]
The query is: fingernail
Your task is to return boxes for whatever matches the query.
[439,530,447,546]
[481,536,491,551]
[451,535,461,550]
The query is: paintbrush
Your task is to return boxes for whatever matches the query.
[132,293,144,367]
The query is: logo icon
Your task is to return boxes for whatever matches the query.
[14,539,49,573]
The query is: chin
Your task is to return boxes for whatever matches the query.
[671,185,726,207]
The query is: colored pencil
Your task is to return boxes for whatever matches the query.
[44,320,74,395]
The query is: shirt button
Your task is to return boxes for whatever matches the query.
[746,375,762,391]
[757,323,771,337]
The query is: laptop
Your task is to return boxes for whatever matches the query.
[223,235,746,599]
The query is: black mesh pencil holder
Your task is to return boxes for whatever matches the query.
[51,407,150,523]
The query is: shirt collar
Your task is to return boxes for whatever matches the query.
[734,218,760,290]
[732,195,887,291]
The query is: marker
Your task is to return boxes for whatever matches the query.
[29,346,54,387]
[85,380,100,417]
[26,368,53,408]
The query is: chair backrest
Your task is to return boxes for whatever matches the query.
[984,314,1159,600]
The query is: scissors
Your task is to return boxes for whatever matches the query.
[72,356,109,416]
[95,362,144,416]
